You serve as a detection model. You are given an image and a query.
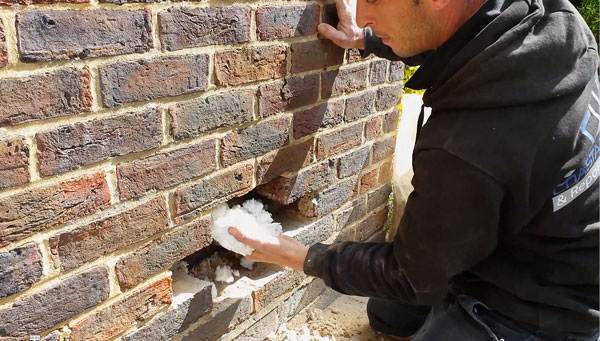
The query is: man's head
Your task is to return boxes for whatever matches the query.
[356,0,486,57]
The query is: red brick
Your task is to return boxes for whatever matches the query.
[356,206,388,241]
[0,137,29,189]
[158,6,251,51]
[16,10,152,62]
[258,74,319,117]
[49,197,169,271]
[115,216,211,290]
[36,108,162,177]
[379,159,393,182]
[70,277,172,341]
[335,145,370,178]
[298,177,357,217]
[170,90,254,141]
[370,60,388,85]
[99,54,209,107]
[365,115,383,140]
[256,5,319,40]
[0,173,110,248]
[256,161,335,205]
[0,21,7,67]
[117,138,217,200]
[221,116,291,167]
[359,168,379,194]
[0,266,109,338]
[390,61,405,82]
[372,135,396,163]
[0,243,42,299]
[376,84,402,111]
[383,108,399,133]
[316,122,363,160]
[321,65,368,98]
[290,39,344,73]
[293,100,343,139]
[257,138,314,185]
[0,68,92,126]
[174,162,253,222]
[345,91,375,122]
[215,45,286,86]
[0,0,87,5]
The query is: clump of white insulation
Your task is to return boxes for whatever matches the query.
[171,261,217,306]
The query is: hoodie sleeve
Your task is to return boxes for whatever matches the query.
[303,149,504,305]
[361,27,433,66]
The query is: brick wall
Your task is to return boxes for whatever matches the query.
[0,0,404,339]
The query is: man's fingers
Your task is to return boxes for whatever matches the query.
[317,23,349,46]
[229,227,261,248]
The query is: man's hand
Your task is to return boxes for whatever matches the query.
[228,227,309,271]
[318,0,364,49]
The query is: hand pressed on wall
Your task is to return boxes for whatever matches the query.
[318,0,365,50]
[228,227,309,272]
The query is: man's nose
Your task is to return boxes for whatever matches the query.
[356,0,374,28]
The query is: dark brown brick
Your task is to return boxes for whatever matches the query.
[158,7,251,51]
[257,138,313,185]
[293,100,343,139]
[365,115,383,140]
[360,167,379,194]
[335,196,366,231]
[99,54,209,107]
[256,161,335,205]
[117,139,217,200]
[221,116,291,167]
[335,145,370,178]
[215,45,286,86]
[383,108,399,133]
[368,183,392,211]
[298,177,357,218]
[376,84,402,111]
[345,91,375,122]
[36,108,162,177]
[49,197,169,271]
[316,122,363,160]
[372,135,395,163]
[70,277,172,341]
[0,173,110,248]
[0,137,29,189]
[0,266,109,338]
[322,65,368,99]
[356,206,388,241]
[115,216,211,290]
[370,60,388,85]
[259,74,319,118]
[256,5,319,40]
[0,68,92,126]
[170,90,254,141]
[390,61,405,82]
[0,243,42,299]
[17,10,152,62]
[0,21,7,68]
[290,39,344,73]
[174,162,253,222]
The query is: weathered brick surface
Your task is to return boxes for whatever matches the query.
[292,215,335,246]
[0,21,7,68]
[376,84,402,111]
[116,216,211,290]
[383,108,399,133]
[370,60,388,85]
[215,45,286,86]
[365,115,383,140]
[293,100,343,139]
[322,65,368,98]
[252,268,305,312]
[70,277,172,341]
[372,135,396,163]
[180,296,252,341]
[335,196,366,231]
[256,161,335,205]
[316,122,363,160]
[290,39,344,73]
[345,91,375,122]
[122,281,213,341]
[336,145,370,178]
[256,5,319,40]
[117,139,217,200]
[174,162,253,222]
[41,331,60,341]
[278,279,326,321]
[258,74,319,117]
[0,266,109,338]
[379,159,393,182]
[238,309,280,341]
[257,138,313,185]
[0,173,110,248]
[99,54,209,107]
[368,183,392,211]
[360,167,379,194]
[390,61,405,82]
[221,116,291,167]
[49,197,169,271]
[37,108,162,177]
[347,48,370,63]
[298,178,357,218]
[1,0,87,5]
[0,137,29,189]
[0,68,92,126]
[17,10,152,62]
[159,7,251,51]
[170,90,254,141]
[356,206,388,241]
[0,243,42,299]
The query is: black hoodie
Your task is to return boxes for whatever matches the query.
[303,0,600,333]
